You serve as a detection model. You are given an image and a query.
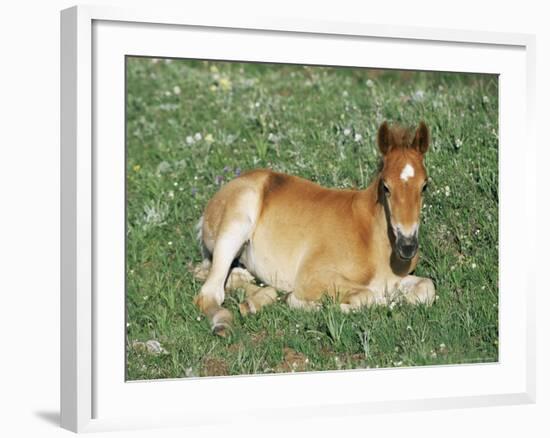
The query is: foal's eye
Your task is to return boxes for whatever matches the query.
[383,182,391,196]
[422,181,428,193]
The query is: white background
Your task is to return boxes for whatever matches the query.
[0,1,546,437]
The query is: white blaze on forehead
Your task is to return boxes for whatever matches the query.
[400,163,415,182]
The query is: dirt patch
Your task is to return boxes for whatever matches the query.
[274,347,310,373]
[345,353,367,368]
[250,330,268,344]
[228,342,242,354]
[201,357,229,376]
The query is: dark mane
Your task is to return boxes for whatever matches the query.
[387,123,414,150]
[376,123,415,172]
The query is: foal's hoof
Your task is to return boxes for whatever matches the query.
[212,323,231,338]
[238,300,256,317]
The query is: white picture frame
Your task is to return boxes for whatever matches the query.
[60,4,536,433]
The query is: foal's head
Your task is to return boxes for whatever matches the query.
[377,121,429,261]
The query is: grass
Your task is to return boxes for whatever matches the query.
[125,57,499,380]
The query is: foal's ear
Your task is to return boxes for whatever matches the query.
[411,121,429,154]
[377,121,391,155]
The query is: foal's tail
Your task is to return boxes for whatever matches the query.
[188,216,212,280]
[195,216,212,261]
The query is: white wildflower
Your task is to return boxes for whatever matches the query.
[343,128,351,136]
[354,133,362,142]
[156,161,171,174]
[413,90,425,101]
[194,132,202,141]
[366,79,374,88]
[186,135,194,145]
[173,85,181,95]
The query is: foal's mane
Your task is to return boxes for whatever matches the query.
[375,123,415,173]
[386,123,415,150]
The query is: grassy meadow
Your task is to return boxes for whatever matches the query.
[125,57,499,379]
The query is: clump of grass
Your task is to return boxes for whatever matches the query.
[323,302,347,347]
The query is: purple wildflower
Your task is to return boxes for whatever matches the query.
[215,175,224,185]
[235,167,241,176]
[223,165,232,173]
[191,187,198,197]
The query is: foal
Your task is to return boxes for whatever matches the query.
[194,121,435,335]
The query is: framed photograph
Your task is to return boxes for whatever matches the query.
[61,5,536,433]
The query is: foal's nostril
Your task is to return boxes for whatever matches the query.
[401,244,417,257]
[397,239,418,260]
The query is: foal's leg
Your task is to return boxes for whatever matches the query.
[192,263,253,292]
[339,287,383,313]
[194,263,277,317]
[224,266,254,291]
[225,267,278,316]
[238,284,278,316]
[194,191,260,336]
[290,261,382,312]
[398,275,436,305]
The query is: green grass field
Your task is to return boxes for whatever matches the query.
[125,58,498,379]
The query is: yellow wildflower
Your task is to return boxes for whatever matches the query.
[219,77,232,91]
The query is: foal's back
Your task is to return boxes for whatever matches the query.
[204,169,375,291]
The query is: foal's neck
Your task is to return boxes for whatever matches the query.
[353,174,386,226]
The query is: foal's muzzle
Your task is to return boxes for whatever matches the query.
[395,231,418,261]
